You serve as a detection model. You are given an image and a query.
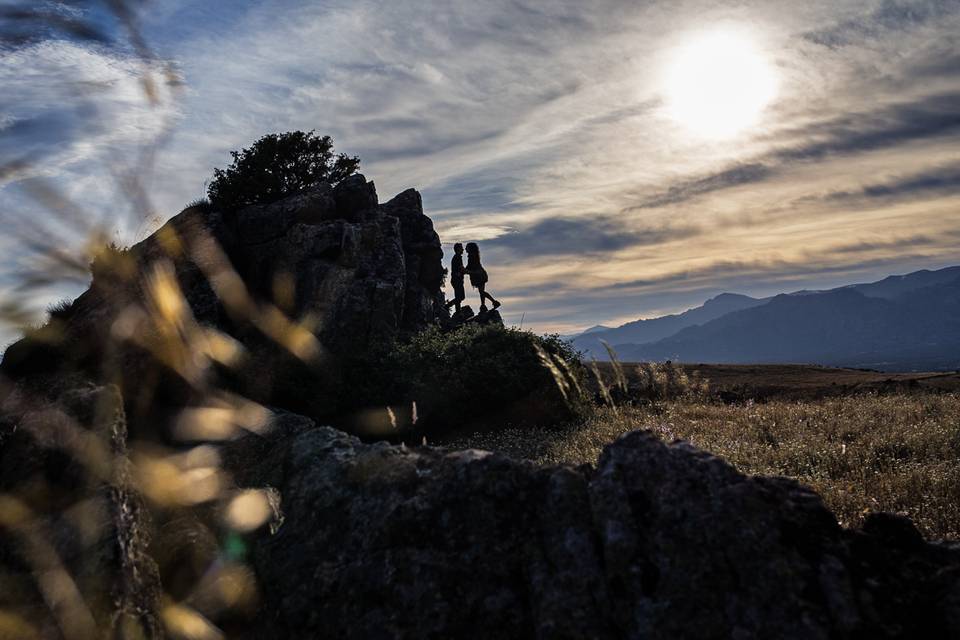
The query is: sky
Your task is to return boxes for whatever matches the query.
[1,0,959,337]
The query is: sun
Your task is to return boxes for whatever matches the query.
[662,29,778,139]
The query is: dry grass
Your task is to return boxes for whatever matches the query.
[446,393,960,540]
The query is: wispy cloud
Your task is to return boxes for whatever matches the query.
[1,0,959,335]
[0,39,179,186]
[823,163,960,203]
[485,216,700,257]
[802,0,960,48]
[773,92,960,162]
[629,163,774,209]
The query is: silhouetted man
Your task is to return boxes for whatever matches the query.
[446,242,466,312]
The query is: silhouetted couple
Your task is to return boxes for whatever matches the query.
[447,242,500,312]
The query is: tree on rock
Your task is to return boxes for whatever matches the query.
[208,131,360,211]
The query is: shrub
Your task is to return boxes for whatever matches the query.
[632,361,711,401]
[586,348,712,406]
[341,324,590,436]
[207,131,359,212]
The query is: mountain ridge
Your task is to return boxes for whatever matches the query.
[571,292,767,356]
[577,265,960,371]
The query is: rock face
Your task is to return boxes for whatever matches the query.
[228,176,444,352]
[252,425,960,639]
[1,175,446,428]
[40,175,441,360]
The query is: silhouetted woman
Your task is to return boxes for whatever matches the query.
[465,242,501,310]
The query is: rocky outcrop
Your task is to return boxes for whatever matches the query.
[252,425,960,639]
[40,175,440,359]
[222,175,444,353]
[1,175,447,430]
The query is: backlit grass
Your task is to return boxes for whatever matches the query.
[446,393,960,540]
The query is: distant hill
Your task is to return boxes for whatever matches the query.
[579,266,960,372]
[572,292,767,357]
[581,324,613,335]
[561,324,611,341]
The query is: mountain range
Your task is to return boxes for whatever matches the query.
[571,266,960,372]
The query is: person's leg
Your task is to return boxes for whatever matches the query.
[477,283,488,308]
[447,281,465,310]
[482,289,501,309]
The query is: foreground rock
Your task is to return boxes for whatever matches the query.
[253,426,960,639]
[3,379,957,639]
[0,382,162,639]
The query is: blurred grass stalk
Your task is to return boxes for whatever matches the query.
[0,3,305,637]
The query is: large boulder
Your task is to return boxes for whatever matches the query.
[252,426,960,639]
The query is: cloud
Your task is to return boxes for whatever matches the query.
[623,92,960,210]
[821,163,960,203]
[773,92,960,162]
[0,39,179,187]
[423,170,528,217]
[829,235,938,254]
[485,215,700,257]
[3,0,960,335]
[491,250,958,332]
[628,163,774,209]
[553,252,952,299]
[912,52,960,80]
[803,0,960,48]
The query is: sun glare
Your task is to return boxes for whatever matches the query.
[662,29,778,139]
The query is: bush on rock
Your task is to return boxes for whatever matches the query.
[207,131,359,212]
[341,324,590,438]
